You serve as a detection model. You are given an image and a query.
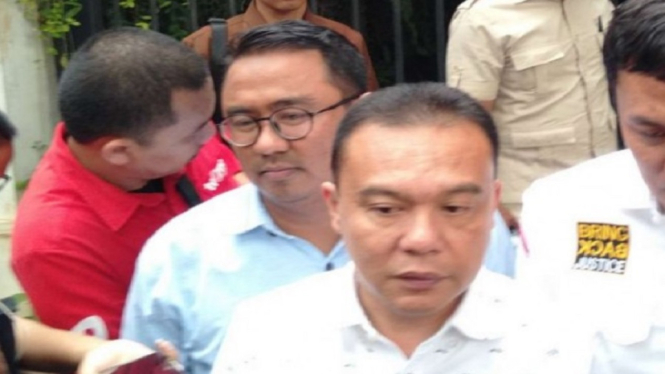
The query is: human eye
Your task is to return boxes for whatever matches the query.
[275,109,309,126]
[444,206,468,214]
[229,116,256,131]
[629,121,665,141]
[442,202,473,215]
[368,204,403,216]
[640,129,665,139]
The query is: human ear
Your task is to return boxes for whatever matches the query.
[100,138,134,167]
[322,181,341,233]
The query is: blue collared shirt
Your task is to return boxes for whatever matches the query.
[121,184,515,374]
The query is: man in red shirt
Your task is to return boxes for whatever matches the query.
[183,0,379,91]
[11,27,241,339]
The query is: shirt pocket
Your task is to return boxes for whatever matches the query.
[505,44,566,94]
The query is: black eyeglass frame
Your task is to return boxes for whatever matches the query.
[218,93,361,147]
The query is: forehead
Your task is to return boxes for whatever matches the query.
[222,50,340,110]
[339,121,494,189]
[616,71,665,115]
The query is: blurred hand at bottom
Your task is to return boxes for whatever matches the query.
[78,339,179,374]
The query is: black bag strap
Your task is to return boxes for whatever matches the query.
[176,176,203,208]
[0,302,18,374]
[209,17,228,125]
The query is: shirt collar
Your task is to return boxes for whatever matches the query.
[217,183,294,238]
[53,123,176,231]
[336,265,518,341]
[612,151,662,216]
[243,1,314,28]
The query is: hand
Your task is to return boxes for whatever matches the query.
[154,340,179,362]
[498,204,519,231]
[77,339,180,374]
[77,340,153,374]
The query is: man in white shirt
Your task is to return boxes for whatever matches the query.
[122,21,520,374]
[212,83,591,374]
[519,0,665,372]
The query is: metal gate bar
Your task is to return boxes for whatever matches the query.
[149,0,159,30]
[436,0,447,82]
[392,0,404,83]
[190,0,199,30]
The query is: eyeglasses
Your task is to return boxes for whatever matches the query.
[219,93,361,147]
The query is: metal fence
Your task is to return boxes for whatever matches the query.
[75,0,460,85]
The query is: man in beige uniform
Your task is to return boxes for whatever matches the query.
[446,0,617,226]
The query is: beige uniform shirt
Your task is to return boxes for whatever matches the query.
[447,0,617,208]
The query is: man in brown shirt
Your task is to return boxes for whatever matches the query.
[183,0,379,91]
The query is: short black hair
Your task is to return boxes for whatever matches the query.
[0,111,17,141]
[604,0,665,108]
[227,20,367,96]
[58,27,210,144]
[331,82,499,181]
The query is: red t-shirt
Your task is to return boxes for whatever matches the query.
[11,123,240,338]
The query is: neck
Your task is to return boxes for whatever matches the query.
[67,138,146,191]
[255,1,307,23]
[262,193,339,254]
[357,280,461,358]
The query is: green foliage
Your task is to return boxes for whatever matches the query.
[15,179,30,193]
[18,0,83,66]
[107,0,195,40]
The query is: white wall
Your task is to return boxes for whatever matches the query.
[0,0,59,298]
[0,62,21,299]
[0,0,59,185]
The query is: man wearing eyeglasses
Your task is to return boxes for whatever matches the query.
[122,22,362,374]
[122,21,517,374]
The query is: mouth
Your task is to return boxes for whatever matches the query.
[259,166,298,180]
[394,272,444,291]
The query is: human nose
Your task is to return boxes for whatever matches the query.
[252,119,289,155]
[399,211,442,255]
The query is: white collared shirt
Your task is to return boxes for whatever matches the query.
[212,264,592,374]
[519,150,665,374]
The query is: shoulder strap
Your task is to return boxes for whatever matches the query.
[176,175,203,208]
[209,18,228,125]
[0,302,18,374]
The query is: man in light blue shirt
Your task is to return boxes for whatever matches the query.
[121,21,516,374]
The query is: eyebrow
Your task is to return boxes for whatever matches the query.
[225,96,317,117]
[631,115,665,128]
[358,183,483,200]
